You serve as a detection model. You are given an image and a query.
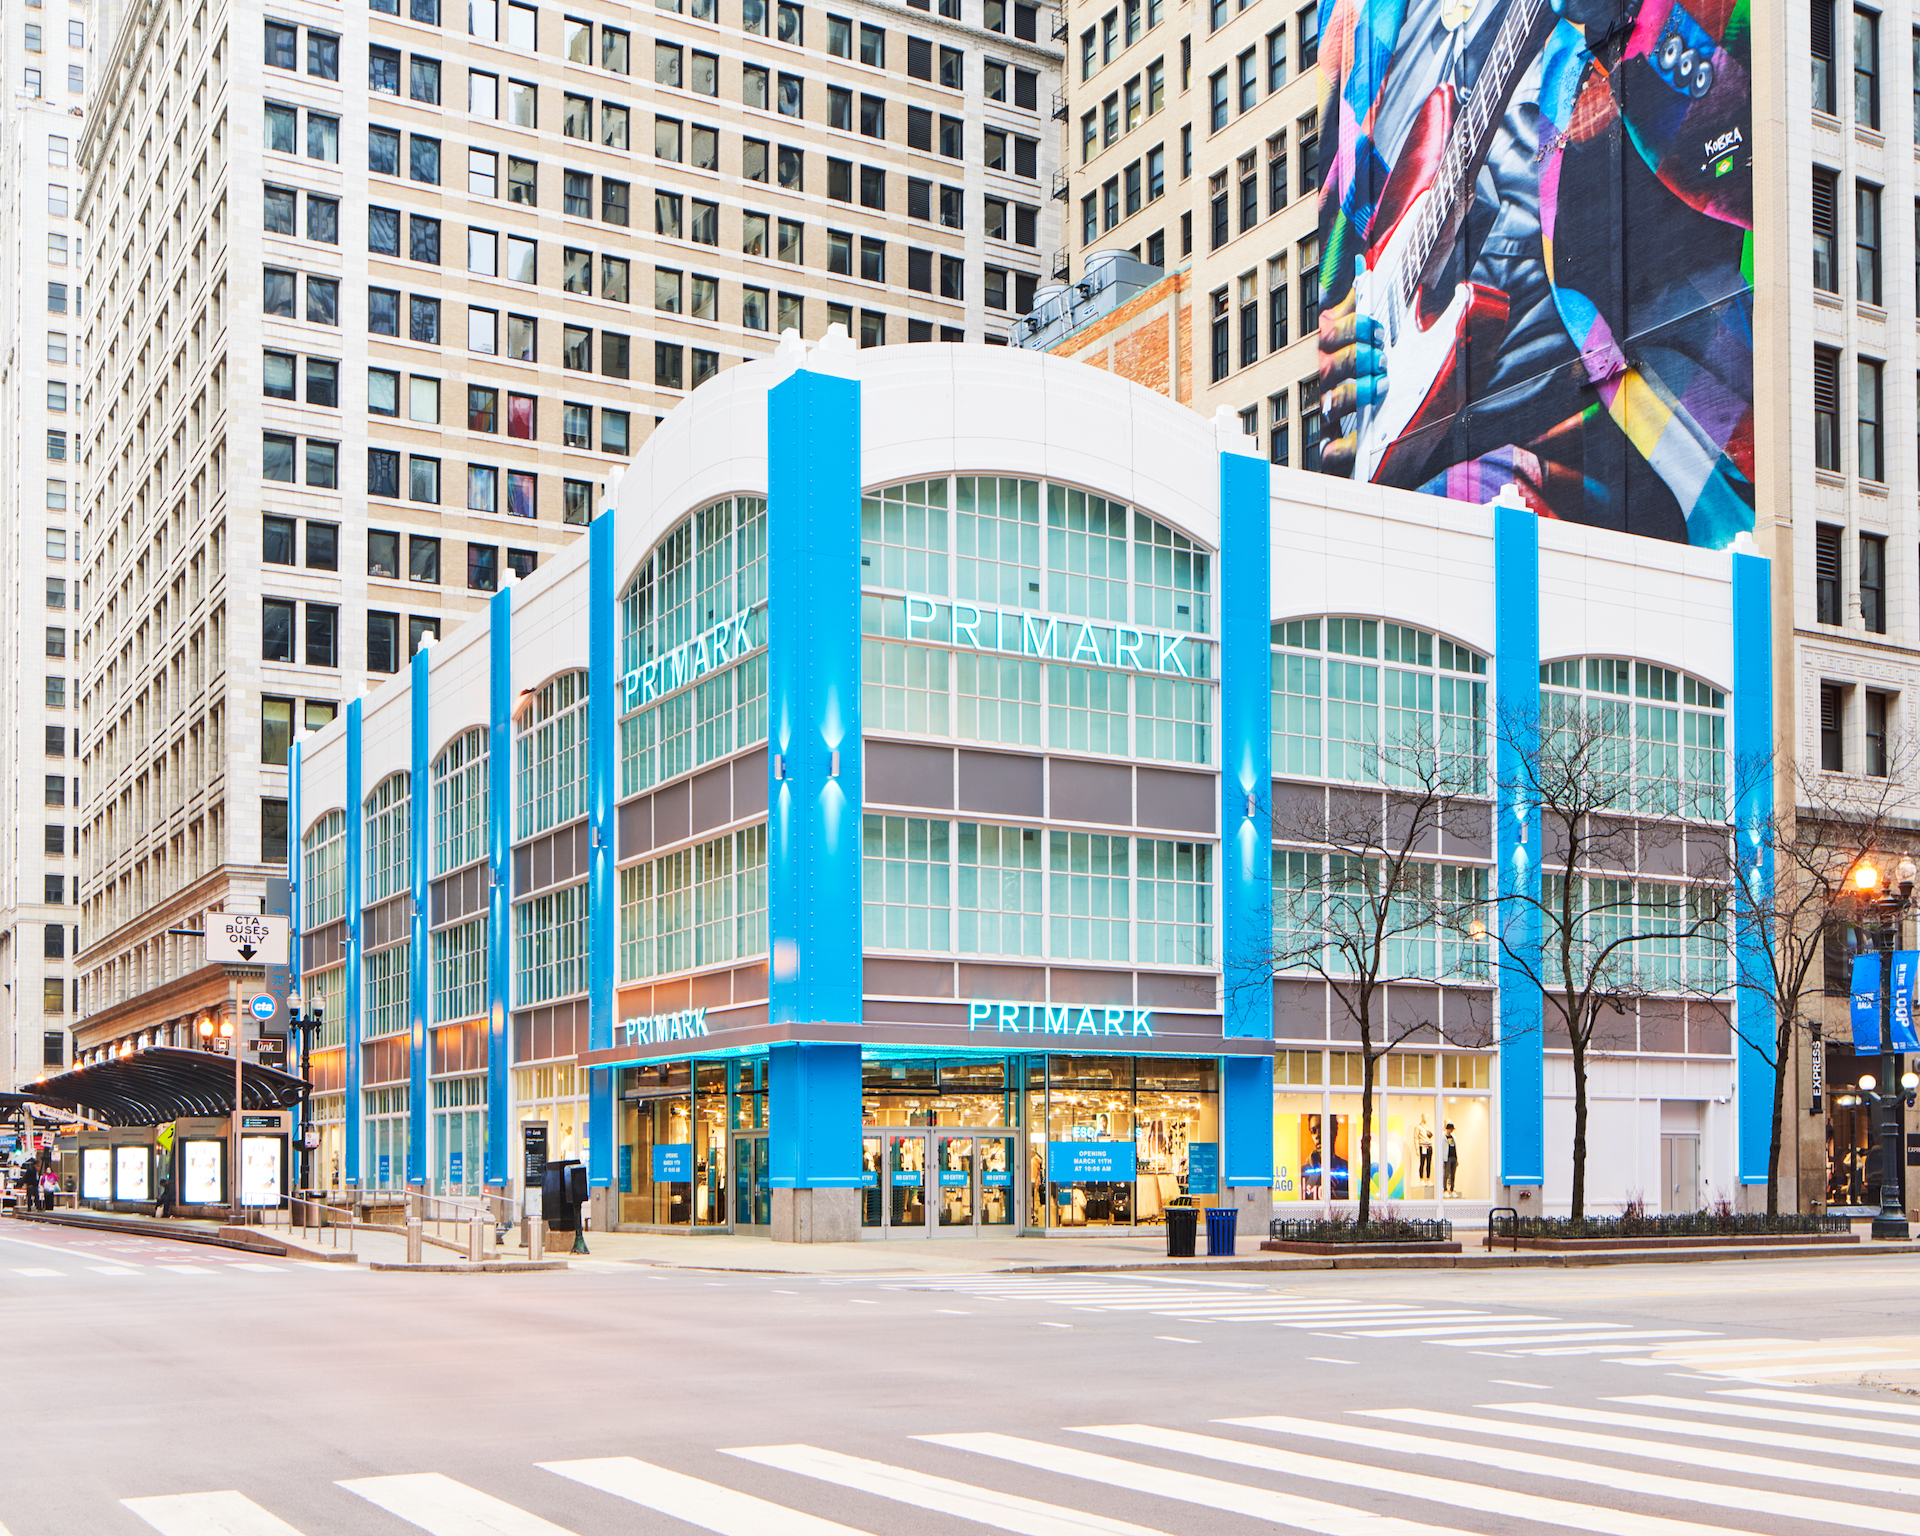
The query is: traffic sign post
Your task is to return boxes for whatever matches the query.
[204,912,290,966]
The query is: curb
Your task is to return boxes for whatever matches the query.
[366,1259,568,1273]
[1001,1242,1920,1274]
[10,1209,359,1263]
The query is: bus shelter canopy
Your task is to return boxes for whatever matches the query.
[14,1047,306,1127]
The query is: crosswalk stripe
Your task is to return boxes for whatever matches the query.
[726,1443,1176,1535]
[340,1473,577,1534]
[1718,1387,1920,1416]
[1700,1358,1920,1378]
[88,1266,140,1276]
[920,1431,1474,1535]
[122,1490,304,1535]
[541,1455,872,1533]
[1335,1319,1570,1337]
[1493,1400,1920,1466]
[1615,1394,1920,1441]
[1074,1423,1767,1536]
[1656,1343,1905,1364]
[10,1268,60,1277]
[1360,1407,1920,1499]
[1433,1331,1714,1348]
[1229,1413,1920,1535]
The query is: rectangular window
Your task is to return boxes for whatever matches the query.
[1814,0,1837,111]
[1812,167,1839,291]
[1866,690,1891,776]
[263,599,296,662]
[1855,7,1880,126]
[1209,68,1227,130]
[1815,523,1843,624]
[1861,531,1887,633]
[1849,179,1883,308]
[1858,355,1884,481]
[1814,346,1841,470]
[1821,682,1846,770]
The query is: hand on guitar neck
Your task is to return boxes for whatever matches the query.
[1315,289,1387,479]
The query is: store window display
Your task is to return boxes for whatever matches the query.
[1273,1050,1490,1204]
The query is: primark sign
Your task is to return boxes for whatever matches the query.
[967,1001,1155,1038]
[615,1008,711,1048]
[621,604,765,711]
[902,598,1211,679]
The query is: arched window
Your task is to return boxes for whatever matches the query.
[301,810,347,928]
[515,671,588,838]
[859,476,1215,764]
[617,496,769,796]
[1539,658,1726,818]
[1271,618,1487,791]
[431,727,488,874]
[365,773,411,902]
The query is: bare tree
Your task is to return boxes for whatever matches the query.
[1718,752,1918,1216]
[1267,727,1488,1225]
[1494,700,1731,1221]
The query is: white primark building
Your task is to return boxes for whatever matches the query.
[286,342,1772,1238]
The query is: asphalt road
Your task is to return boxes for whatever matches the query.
[5,1223,1920,1535]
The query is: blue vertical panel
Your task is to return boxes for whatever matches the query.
[344,699,365,1186]
[1222,1054,1275,1185]
[1219,449,1273,1041]
[767,1043,863,1188]
[484,584,514,1187]
[1493,505,1544,1186]
[767,368,864,1033]
[587,511,617,1188]
[407,647,431,1188]
[1732,552,1775,1184]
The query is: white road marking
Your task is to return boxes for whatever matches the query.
[122,1490,305,1535]
[1229,1412,1920,1535]
[158,1266,217,1276]
[88,1266,140,1276]
[1077,1423,1770,1536]
[1305,1357,1355,1365]
[1719,1387,1920,1415]
[1153,1336,1199,1344]
[727,1443,1177,1536]
[922,1432,1475,1536]
[1361,1407,1920,1499]
[1703,1358,1920,1378]
[1616,1394,1920,1440]
[1493,1400,1920,1465]
[9,1268,61,1277]
[1489,1381,1553,1390]
[341,1472,577,1534]
[1429,1331,1714,1349]
[542,1455,872,1534]
[1336,1318,1573,1337]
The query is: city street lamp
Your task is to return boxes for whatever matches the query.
[284,989,324,1194]
[1852,856,1917,1239]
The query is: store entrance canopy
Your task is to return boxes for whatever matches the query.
[14,1047,307,1127]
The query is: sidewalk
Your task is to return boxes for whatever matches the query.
[19,1207,1920,1275]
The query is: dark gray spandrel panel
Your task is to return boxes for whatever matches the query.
[958,749,1045,817]
[866,741,956,809]
[1136,767,1214,833]
[1049,758,1132,826]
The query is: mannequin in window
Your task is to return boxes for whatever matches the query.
[1416,1115,1433,1183]
[1442,1122,1458,1195]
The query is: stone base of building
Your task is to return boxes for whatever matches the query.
[771,1187,862,1243]
[1225,1182,1274,1238]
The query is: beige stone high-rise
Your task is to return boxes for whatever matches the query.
[1038,0,1920,1213]
[67,0,1061,1067]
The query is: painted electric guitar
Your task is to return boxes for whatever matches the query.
[1347,0,1556,486]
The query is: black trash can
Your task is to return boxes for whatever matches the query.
[1166,1205,1198,1258]
[1205,1205,1238,1256]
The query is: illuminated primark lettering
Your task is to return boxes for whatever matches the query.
[616,1008,711,1047]
[903,597,1204,679]
[967,1001,1155,1037]
[621,603,765,710]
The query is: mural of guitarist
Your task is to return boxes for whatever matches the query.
[1314,0,1755,548]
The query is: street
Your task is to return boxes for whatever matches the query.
[3,1225,1920,1534]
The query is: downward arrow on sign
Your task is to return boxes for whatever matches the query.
[237,944,258,961]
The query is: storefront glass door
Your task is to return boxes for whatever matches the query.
[862,1131,1017,1236]
[733,1133,771,1227]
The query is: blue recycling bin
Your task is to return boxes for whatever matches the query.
[1205,1205,1238,1256]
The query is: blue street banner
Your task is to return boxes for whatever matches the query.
[1850,953,1920,1053]
[1047,1141,1136,1184]
[651,1143,694,1181]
